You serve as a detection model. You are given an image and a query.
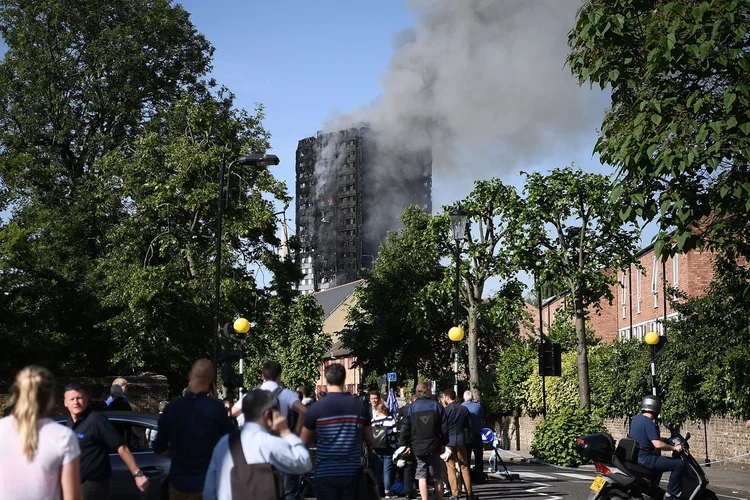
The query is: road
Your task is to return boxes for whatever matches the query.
[464,461,749,500]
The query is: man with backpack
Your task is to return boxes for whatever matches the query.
[231,361,308,499]
[399,383,448,500]
[203,388,312,499]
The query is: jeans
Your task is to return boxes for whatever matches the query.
[468,436,484,472]
[284,473,303,500]
[371,448,394,493]
[639,454,685,496]
[315,475,358,500]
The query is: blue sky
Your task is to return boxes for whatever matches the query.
[178,1,419,222]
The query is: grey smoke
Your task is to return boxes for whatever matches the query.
[312,0,607,261]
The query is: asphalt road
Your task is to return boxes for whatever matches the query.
[465,462,749,500]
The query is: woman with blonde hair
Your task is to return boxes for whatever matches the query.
[0,366,82,500]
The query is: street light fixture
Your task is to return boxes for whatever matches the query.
[214,153,279,368]
[645,331,660,396]
[449,203,469,395]
[233,317,250,375]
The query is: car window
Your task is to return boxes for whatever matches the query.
[110,421,154,453]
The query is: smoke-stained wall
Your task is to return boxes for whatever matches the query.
[295,126,431,292]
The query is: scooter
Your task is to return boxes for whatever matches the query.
[576,423,718,500]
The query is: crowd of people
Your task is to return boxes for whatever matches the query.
[0,361,488,500]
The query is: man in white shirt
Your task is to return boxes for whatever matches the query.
[203,388,312,500]
[231,361,308,433]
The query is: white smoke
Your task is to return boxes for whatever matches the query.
[311,0,607,259]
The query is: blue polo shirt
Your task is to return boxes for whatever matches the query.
[629,413,660,461]
[153,391,233,492]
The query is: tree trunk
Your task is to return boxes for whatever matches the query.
[574,294,591,410]
[468,304,480,402]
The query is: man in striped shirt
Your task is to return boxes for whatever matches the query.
[301,363,373,500]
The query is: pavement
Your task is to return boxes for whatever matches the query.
[485,447,750,500]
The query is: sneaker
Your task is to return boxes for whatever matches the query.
[384,493,395,499]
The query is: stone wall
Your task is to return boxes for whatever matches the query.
[490,414,750,468]
[1,374,169,416]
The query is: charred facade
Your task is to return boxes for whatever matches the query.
[295,126,432,293]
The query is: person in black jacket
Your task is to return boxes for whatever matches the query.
[441,389,474,500]
[396,394,418,499]
[399,382,448,500]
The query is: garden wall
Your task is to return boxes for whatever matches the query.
[492,414,750,468]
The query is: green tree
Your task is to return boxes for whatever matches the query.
[658,260,750,422]
[341,206,454,382]
[0,0,213,378]
[516,166,640,409]
[95,91,297,382]
[443,179,524,401]
[567,0,750,264]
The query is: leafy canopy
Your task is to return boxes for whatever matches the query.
[568,0,750,261]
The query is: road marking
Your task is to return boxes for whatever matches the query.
[516,472,556,480]
[554,472,597,480]
[715,494,748,500]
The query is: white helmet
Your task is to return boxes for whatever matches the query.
[392,446,412,468]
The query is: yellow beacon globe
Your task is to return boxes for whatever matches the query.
[644,331,659,345]
[233,317,251,334]
[448,326,465,342]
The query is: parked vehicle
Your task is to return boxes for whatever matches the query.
[54,412,169,500]
[576,424,717,500]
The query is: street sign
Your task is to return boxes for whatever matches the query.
[481,428,495,444]
[387,372,397,382]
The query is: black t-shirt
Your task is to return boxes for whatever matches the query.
[66,407,125,482]
[108,397,133,412]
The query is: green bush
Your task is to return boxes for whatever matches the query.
[530,408,606,467]
[523,351,580,415]
[488,339,536,415]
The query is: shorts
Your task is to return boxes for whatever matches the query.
[415,454,442,481]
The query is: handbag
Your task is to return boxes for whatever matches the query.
[355,397,381,500]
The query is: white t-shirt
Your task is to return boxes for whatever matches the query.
[0,416,80,500]
[233,381,299,418]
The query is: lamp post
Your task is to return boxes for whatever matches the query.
[214,153,280,367]
[449,203,469,395]
[645,331,659,396]
[233,317,251,375]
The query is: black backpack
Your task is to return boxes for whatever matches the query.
[272,386,300,433]
[229,430,284,499]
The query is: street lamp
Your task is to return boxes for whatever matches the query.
[449,203,469,395]
[233,317,251,375]
[214,153,280,367]
[645,331,660,396]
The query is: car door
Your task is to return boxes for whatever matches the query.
[108,418,170,500]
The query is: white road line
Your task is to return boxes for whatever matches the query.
[716,494,748,500]
[554,472,597,480]
[516,472,556,480]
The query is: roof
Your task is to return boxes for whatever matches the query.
[326,340,352,359]
[313,280,363,320]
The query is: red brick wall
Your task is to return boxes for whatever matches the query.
[527,247,716,343]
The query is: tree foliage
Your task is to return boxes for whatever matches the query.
[568,0,750,263]
[341,206,454,381]
[445,179,525,401]
[515,166,640,409]
[0,0,319,387]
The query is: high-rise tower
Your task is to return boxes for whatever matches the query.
[295,125,431,293]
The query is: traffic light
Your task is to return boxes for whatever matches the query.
[539,342,562,377]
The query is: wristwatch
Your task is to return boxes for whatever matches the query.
[133,470,145,478]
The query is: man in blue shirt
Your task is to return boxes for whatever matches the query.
[629,395,684,499]
[301,363,373,500]
[203,388,312,499]
[462,390,484,476]
[153,359,233,499]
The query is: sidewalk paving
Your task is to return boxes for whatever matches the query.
[488,448,750,497]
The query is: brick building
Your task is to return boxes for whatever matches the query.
[533,244,715,342]
[295,125,431,293]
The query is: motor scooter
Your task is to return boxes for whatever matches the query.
[576,423,718,500]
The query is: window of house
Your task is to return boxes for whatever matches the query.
[651,256,659,308]
[636,268,642,314]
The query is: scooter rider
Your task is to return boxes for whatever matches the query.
[629,395,684,499]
